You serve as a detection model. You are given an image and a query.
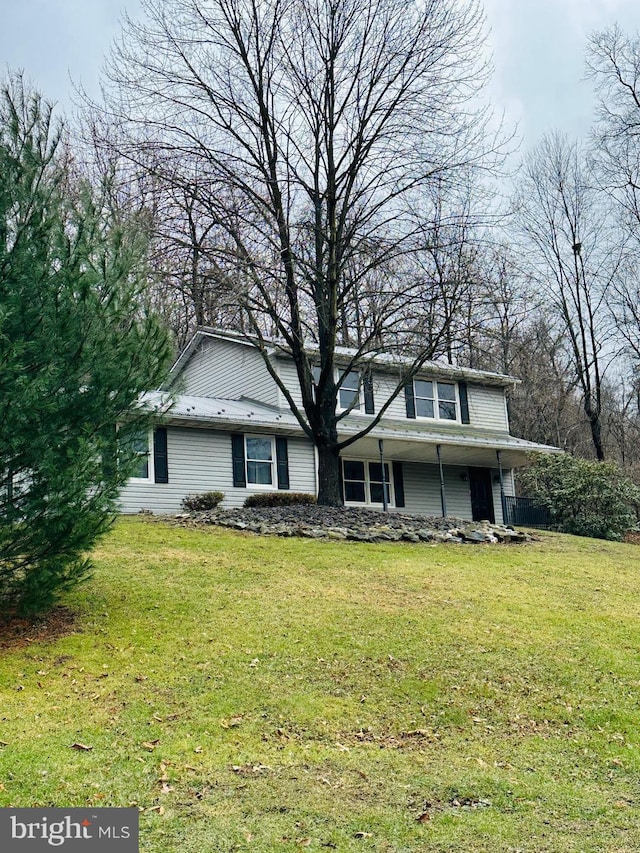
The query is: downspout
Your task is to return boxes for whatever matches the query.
[313,444,319,501]
[496,450,507,524]
[378,439,388,512]
[436,444,447,518]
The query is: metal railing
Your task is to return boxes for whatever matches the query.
[503,496,551,529]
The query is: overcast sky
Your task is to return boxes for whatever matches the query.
[2,0,640,155]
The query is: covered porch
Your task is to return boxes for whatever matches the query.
[337,424,559,524]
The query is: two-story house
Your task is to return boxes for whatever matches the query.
[119,328,559,522]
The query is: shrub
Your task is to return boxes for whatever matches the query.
[519,453,640,541]
[244,492,317,508]
[181,491,225,512]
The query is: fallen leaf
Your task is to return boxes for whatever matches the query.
[0,740,8,747]
[194,746,202,753]
[416,811,431,823]
[160,782,174,794]
[142,740,160,751]
[354,831,373,839]
[70,742,93,751]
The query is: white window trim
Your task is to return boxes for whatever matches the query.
[129,428,155,483]
[342,457,395,507]
[244,434,276,489]
[413,379,460,423]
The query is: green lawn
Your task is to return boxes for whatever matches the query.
[1,518,640,852]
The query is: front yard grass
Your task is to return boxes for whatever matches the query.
[1,518,639,851]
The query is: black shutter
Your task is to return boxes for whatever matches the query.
[392,461,405,508]
[231,434,246,487]
[404,383,416,419]
[102,424,118,481]
[338,456,344,503]
[276,436,290,490]
[459,381,470,424]
[363,370,375,414]
[153,427,169,484]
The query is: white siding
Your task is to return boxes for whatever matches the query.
[119,427,316,514]
[399,462,474,519]
[372,373,509,430]
[374,372,406,418]
[277,358,303,408]
[179,338,279,406]
[398,461,515,522]
[467,384,509,431]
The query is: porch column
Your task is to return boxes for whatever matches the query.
[436,444,447,518]
[378,439,388,512]
[496,450,507,524]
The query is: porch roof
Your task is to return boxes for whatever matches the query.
[144,392,560,469]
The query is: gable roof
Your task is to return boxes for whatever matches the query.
[166,327,520,390]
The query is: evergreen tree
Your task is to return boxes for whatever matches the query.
[0,76,173,616]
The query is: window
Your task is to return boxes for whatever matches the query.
[408,379,459,421]
[338,370,360,410]
[245,436,274,485]
[313,367,374,413]
[232,434,289,489]
[127,430,153,480]
[436,382,457,420]
[343,459,392,506]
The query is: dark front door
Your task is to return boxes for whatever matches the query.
[468,467,495,523]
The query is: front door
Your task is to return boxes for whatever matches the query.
[468,467,495,523]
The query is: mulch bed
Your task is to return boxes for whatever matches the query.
[0,606,78,649]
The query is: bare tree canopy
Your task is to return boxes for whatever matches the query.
[587,27,640,389]
[514,133,623,461]
[99,0,503,503]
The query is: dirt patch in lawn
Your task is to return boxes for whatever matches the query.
[0,606,78,648]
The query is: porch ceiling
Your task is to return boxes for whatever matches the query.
[338,433,548,469]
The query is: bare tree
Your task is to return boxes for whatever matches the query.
[515,133,621,461]
[587,27,640,386]
[99,0,503,503]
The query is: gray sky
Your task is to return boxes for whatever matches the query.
[2,0,640,153]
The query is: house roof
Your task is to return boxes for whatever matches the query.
[145,391,560,469]
[166,327,521,389]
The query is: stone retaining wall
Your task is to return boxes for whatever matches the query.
[174,505,530,544]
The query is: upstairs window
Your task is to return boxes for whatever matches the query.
[406,380,460,421]
[338,370,360,410]
[312,366,375,413]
